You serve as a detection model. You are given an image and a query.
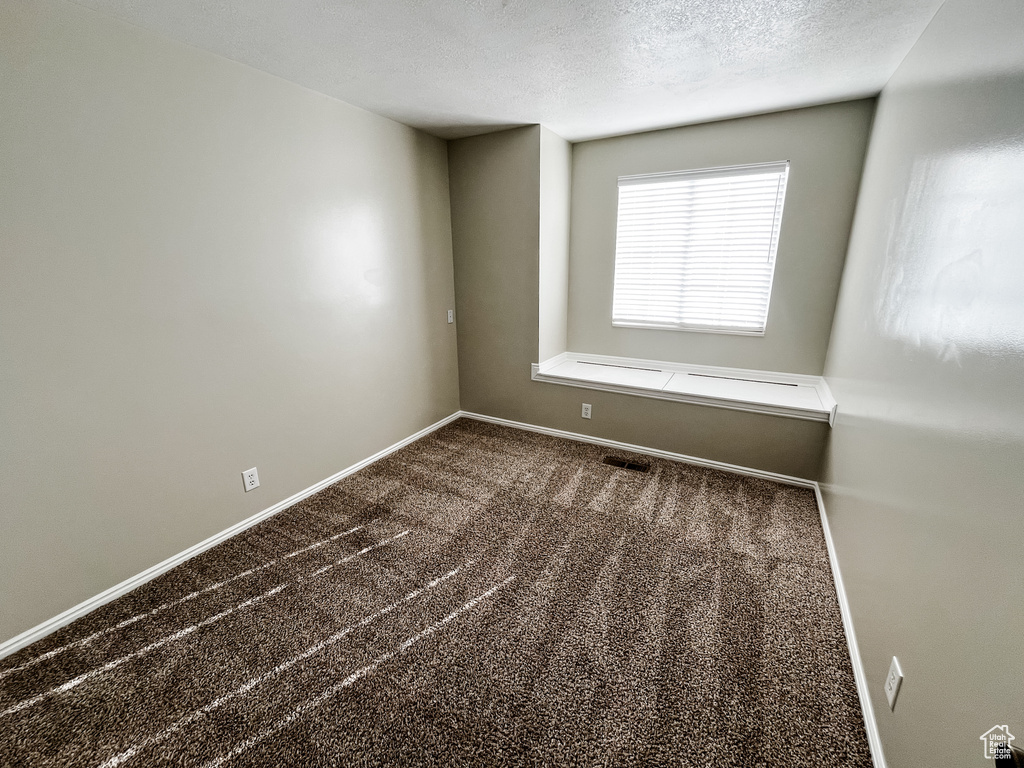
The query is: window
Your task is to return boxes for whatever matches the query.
[611,161,790,335]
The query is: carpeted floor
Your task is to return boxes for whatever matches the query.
[0,418,873,767]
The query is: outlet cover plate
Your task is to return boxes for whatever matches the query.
[884,656,903,711]
[582,403,592,419]
[242,467,260,492]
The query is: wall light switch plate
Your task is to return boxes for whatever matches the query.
[242,467,260,492]
[582,403,592,419]
[447,309,454,324]
[884,656,903,711]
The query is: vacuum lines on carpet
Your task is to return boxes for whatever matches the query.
[0,418,873,766]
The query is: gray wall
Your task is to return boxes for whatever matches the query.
[0,0,459,644]
[538,127,571,363]
[820,0,1024,764]
[450,127,828,480]
[568,101,874,374]
[451,127,543,412]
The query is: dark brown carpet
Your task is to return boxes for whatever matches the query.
[0,418,873,767]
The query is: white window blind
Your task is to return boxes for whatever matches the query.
[611,161,790,335]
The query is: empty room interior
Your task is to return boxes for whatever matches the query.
[1,0,1022,766]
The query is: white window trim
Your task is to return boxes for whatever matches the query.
[612,161,790,336]
[531,352,837,425]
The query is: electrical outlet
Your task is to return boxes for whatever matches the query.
[242,467,260,492]
[582,403,592,419]
[884,656,903,711]
[447,309,454,324]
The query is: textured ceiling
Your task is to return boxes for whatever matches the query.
[72,0,946,141]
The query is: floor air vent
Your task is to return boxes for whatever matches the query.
[602,456,651,473]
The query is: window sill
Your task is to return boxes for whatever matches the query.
[531,353,837,425]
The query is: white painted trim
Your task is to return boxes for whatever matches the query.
[537,350,569,369]
[819,377,839,427]
[541,351,827,388]
[458,411,816,488]
[459,410,882,768]
[813,483,887,768]
[532,352,838,424]
[0,412,462,661]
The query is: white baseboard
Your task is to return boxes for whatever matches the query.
[813,484,887,768]
[457,410,816,488]
[458,410,885,768]
[0,411,462,662]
